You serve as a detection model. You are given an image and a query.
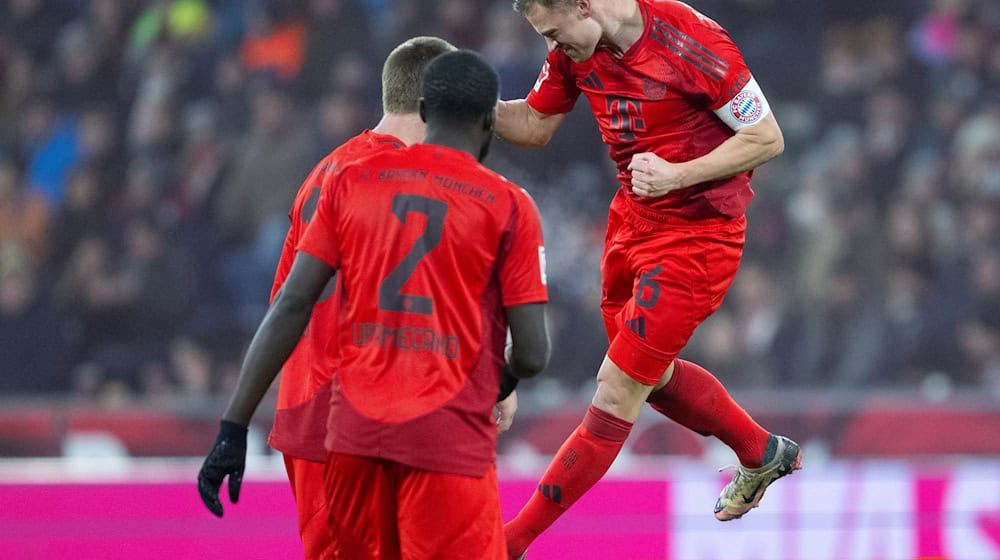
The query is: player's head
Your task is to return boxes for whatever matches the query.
[419,49,500,162]
[514,0,602,62]
[382,36,457,115]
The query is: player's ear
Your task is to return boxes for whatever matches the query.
[577,0,592,17]
[484,108,496,133]
[418,98,427,123]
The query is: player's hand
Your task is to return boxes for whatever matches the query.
[628,152,686,197]
[495,390,518,433]
[197,420,248,517]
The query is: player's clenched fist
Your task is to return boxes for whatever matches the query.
[197,420,248,517]
[628,152,686,198]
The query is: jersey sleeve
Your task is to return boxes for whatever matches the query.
[269,221,299,302]
[655,5,771,129]
[498,187,548,307]
[296,172,343,269]
[525,51,579,115]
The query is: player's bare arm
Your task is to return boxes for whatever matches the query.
[628,112,784,198]
[222,252,335,425]
[494,302,548,433]
[199,251,334,517]
[496,99,568,148]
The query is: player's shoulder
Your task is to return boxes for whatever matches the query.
[645,0,725,31]
[488,172,540,215]
[468,161,524,196]
[330,131,401,166]
[297,132,374,187]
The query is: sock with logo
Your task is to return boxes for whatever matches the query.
[646,358,769,467]
[504,405,633,559]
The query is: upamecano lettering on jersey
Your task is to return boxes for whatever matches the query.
[353,322,460,359]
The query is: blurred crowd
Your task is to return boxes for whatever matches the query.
[0,0,997,403]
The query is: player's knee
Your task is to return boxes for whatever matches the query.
[592,357,652,422]
[650,361,676,394]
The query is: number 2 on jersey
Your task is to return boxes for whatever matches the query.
[379,194,448,315]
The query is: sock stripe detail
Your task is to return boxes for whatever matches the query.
[582,405,633,442]
[538,483,563,505]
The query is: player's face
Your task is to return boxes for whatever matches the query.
[525,2,601,62]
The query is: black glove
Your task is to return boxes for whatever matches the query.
[497,364,519,402]
[197,420,248,517]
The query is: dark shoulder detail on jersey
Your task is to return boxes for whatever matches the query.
[581,71,604,90]
[300,186,321,223]
[649,16,728,81]
[375,138,405,149]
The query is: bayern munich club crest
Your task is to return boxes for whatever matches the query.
[730,90,763,123]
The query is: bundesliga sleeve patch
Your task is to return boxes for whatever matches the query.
[715,76,771,130]
[538,246,547,285]
[533,61,551,93]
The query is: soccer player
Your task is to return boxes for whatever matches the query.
[205,48,550,560]
[197,36,466,557]
[496,0,801,555]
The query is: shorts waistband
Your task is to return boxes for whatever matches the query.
[620,192,741,228]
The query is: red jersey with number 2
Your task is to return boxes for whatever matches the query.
[527,0,757,219]
[268,130,405,462]
[298,143,548,477]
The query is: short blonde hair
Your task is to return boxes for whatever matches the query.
[381,36,457,114]
[512,0,575,15]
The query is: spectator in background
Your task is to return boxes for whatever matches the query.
[18,96,79,209]
[0,153,48,265]
[310,90,374,160]
[53,213,197,396]
[240,2,306,81]
[788,257,887,388]
[480,2,547,100]
[0,0,994,404]
[433,0,489,49]
[52,21,120,113]
[958,302,1000,394]
[863,87,916,209]
[171,102,227,235]
[718,262,795,387]
[299,0,372,100]
[127,0,213,66]
[53,233,117,365]
[76,105,125,190]
[216,79,312,327]
[210,51,252,136]
[47,165,109,271]
[0,48,40,148]
[881,258,938,386]
[324,51,381,103]
[0,248,69,393]
[1,0,68,64]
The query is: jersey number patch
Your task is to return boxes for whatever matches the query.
[379,194,448,315]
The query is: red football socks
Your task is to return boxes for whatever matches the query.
[647,358,769,467]
[504,405,633,559]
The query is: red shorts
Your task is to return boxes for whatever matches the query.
[321,453,505,560]
[284,454,333,559]
[601,192,745,385]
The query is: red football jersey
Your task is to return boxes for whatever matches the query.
[527,0,760,219]
[268,130,405,462]
[298,143,548,477]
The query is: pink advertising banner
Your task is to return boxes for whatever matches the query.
[1,460,998,559]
